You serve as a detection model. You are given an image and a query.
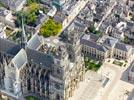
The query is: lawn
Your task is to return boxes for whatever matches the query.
[113,60,123,66]
[84,57,102,71]
[25,96,38,100]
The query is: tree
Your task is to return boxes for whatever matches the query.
[26,13,37,25]
[27,0,40,5]
[40,19,62,37]
[27,3,39,14]
[15,11,27,27]
[15,3,40,27]
[123,36,129,44]
[88,26,96,33]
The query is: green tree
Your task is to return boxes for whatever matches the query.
[27,3,39,14]
[15,3,40,27]
[40,19,62,37]
[27,0,40,5]
[88,26,96,33]
[15,11,27,27]
[124,36,129,44]
[26,13,37,25]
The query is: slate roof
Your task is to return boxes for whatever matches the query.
[27,34,43,50]
[103,37,118,47]
[12,49,27,69]
[0,38,53,69]
[54,12,66,23]
[115,42,132,52]
[80,34,108,52]
[0,38,21,56]
[130,61,134,72]
[81,34,99,43]
[26,48,53,69]
[0,7,10,17]
[127,21,134,32]
[35,14,48,26]
[0,0,26,9]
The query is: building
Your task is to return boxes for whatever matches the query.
[114,42,132,60]
[0,23,84,100]
[54,0,89,31]
[128,61,134,83]
[0,0,26,11]
[124,21,134,40]
[80,34,133,61]
[0,7,15,28]
[47,6,57,17]
[80,34,109,60]
[25,13,49,34]
[52,0,69,10]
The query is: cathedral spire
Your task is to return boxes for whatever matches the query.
[21,17,27,49]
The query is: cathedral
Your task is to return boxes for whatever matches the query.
[0,20,85,100]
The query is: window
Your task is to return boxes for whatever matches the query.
[55,83,60,90]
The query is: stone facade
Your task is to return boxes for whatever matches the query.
[80,34,133,61]
[0,27,84,100]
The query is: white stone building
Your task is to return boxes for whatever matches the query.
[80,34,133,61]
